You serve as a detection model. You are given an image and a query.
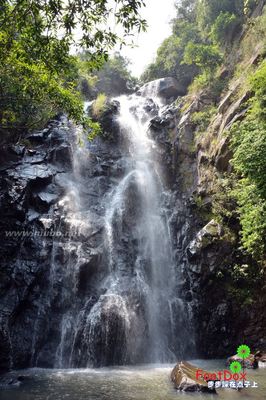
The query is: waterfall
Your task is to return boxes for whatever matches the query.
[51,91,192,368]
[103,94,177,362]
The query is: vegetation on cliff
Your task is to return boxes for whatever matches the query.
[230,62,266,261]
[142,3,265,328]
[0,0,146,141]
[148,0,266,265]
[141,0,261,93]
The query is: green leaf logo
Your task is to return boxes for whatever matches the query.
[230,361,242,373]
[237,344,251,359]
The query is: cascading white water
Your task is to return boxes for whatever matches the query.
[89,93,180,363]
[51,90,191,368]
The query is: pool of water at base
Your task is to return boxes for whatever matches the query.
[0,360,265,400]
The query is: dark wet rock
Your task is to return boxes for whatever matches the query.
[77,250,102,292]
[0,68,265,373]
[8,164,55,184]
[27,209,40,222]
[0,117,80,372]
[9,145,26,157]
[143,98,159,116]
[33,192,59,210]
[156,77,186,98]
[0,327,12,374]
[171,361,216,393]
[48,144,72,166]
[218,91,252,134]
[27,130,50,143]
[214,136,233,172]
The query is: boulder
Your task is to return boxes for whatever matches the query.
[0,375,28,389]
[48,144,72,166]
[139,77,186,99]
[8,164,55,184]
[171,361,216,393]
[187,220,222,259]
[227,354,258,369]
[143,98,159,116]
[255,350,266,366]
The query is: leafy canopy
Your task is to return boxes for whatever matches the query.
[0,0,146,138]
[141,0,260,87]
[183,43,222,72]
[93,53,137,96]
[0,0,147,66]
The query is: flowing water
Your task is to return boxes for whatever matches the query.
[1,90,265,399]
[101,95,183,363]
[48,91,193,367]
[1,361,266,400]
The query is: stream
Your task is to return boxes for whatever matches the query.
[0,361,265,400]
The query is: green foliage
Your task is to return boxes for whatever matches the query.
[183,71,228,110]
[227,62,266,261]
[191,106,217,133]
[0,34,85,137]
[93,53,137,96]
[0,1,147,66]
[0,1,146,139]
[141,1,200,85]
[187,71,211,93]
[232,180,266,259]
[175,0,197,22]
[78,52,136,98]
[87,121,102,141]
[210,12,239,47]
[211,176,239,241]
[183,43,222,72]
[226,262,261,306]
[196,0,243,34]
[92,94,107,119]
[141,0,256,89]
[192,194,214,223]
[141,34,199,85]
[250,60,266,119]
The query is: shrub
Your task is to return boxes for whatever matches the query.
[0,52,85,139]
[249,60,266,119]
[183,43,222,73]
[231,118,266,198]
[191,106,217,133]
[141,34,199,86]
[92,93,107,119]
[232,180,266,260]
[228,61,266,262]
[210,12,240,47]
